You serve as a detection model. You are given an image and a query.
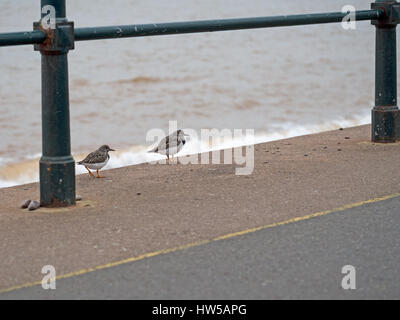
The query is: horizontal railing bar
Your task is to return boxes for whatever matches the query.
[0,30,46,46]
[74,10,382,41]
[0,9,382,47]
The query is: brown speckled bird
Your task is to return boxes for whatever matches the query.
[77,145,115,178]
[148,130,189,161]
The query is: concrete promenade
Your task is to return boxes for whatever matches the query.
[0,124,399,298]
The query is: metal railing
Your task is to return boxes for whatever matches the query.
[0,0,399,207]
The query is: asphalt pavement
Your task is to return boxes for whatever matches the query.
[2,194,399,299]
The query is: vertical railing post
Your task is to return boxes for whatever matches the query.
[34,0,75,206]
[371,0,400,142]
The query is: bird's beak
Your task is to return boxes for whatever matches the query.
[109,148,115,151]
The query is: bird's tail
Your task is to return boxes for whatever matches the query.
[147,146,158,153]
[77,160,84,165]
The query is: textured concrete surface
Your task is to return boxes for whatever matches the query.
[2,195,400,299]
[0,124,400,295]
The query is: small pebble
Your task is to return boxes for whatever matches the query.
[337,149,342,151]
[75,195,82,201]
[20,199,31,209]
[323,146,327,149]
[345,136,350,139]
[28,200,40,211]
[264,161,269,164]
[339,128,344,131]
[304,154,308,157]
[137,192,141,195]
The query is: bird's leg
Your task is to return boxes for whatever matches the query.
[166,155,170,164]
[170,154,176,164]
[96,169,105,178]
[85,166,94,177]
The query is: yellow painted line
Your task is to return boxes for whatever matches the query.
[215,193,400,240]
[1,192,399,295]
[0,240,210,294]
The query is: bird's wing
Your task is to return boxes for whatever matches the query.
[79,151,107,164]
[163,134,180,148]
[151,135,171,152]
[148,133,181,153]
[148,136,166,153]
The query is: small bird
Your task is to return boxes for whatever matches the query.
[77,145,115,178]
[148,129,189,161]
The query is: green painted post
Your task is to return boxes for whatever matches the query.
[371,0,400,142]
[34,0,75,206]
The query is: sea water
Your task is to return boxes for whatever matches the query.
[0,0,393,187]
